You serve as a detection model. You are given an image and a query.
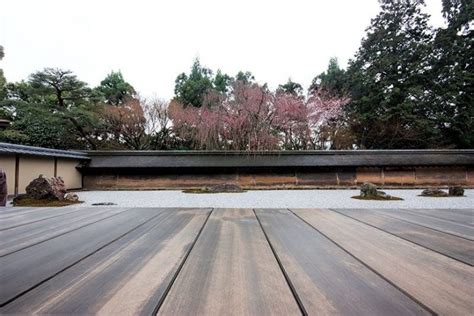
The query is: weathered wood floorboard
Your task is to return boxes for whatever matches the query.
[0,209,211,315]
[373,208,474,240]
[255,209,428,315]
[333,208,474,265]
[157,208,301,316]
[293,208,474,315]
[0,207,37,216]
[402,208,473,226]
[0,206,86,230]
[0,208,165,306]
[0,207,129,257]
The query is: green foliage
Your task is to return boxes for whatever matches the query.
[95,71,136,105]
[429,0,473,148]
[0,100,78,148]
[278,79,303,96]
[174,59,215,107]
[0,69,6,101]
[310,58,348,97]
[345,0,438,148]
[29,68,91,108]
[174,59,257,107]
[214,70,232,94]
[235,71,255,85]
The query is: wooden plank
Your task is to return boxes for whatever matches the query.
[373,208,474,240]
[293,208,474,315]
[401,208,473,226]
[0,207,165,306]
[0,207,130,257]
[334,209,474,265]
[255,209,428,315]
[0,208,211,315]
[0,206,85,230]
[0,206,78,219]
[0,207,36,216]
[157,208,301,315]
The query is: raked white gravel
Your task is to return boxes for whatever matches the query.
[73,189,474,209]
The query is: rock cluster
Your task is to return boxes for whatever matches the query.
[356,182,403,200]
[421,186,465,197]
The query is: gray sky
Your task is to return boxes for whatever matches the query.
[0,0,444,99]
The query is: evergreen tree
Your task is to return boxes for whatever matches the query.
[346,0,436,148]
[310,57,347,97]
[278,79,303,97]
[174,59,214,107]
[430,0,473,148]
[95,71,136,106]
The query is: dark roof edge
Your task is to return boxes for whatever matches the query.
[85,149,474,156]
[0,143,90,160]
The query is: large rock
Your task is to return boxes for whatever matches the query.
[448,186,464,197]
[65,193,79,202]
[208,183,244,193]
[421,188,448,197]
[360,182,378,197]
[25,175,67,200]
[357,182,402,200]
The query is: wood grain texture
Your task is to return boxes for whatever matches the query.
[374,208,474,240]
[293,208,474,315]
[0,207,36,216]
[334,208,474,265]
[402,208,473,226]
[0,207,129,256]
[255,209,428,316]
[157,208,301,316]
[0,206,84,230]
[0,209,211,315]
[0,208,164,305]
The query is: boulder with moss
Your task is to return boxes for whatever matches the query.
[353,182,403,200]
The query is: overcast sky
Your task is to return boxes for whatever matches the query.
[1,0,444,99]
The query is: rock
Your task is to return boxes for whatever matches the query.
[360,182,378,197]
[65,193,79,202]
[421,188,448,197]
[448,186,464,196]
[208,183,244,193]
[0,170,7,207]
[356,182,403,200]
[25,175,67,200]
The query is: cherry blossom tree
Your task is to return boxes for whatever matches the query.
[169,83,350,150]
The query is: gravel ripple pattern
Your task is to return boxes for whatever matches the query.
[73,189,474,209]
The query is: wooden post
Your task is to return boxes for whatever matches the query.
[14,154,19,196]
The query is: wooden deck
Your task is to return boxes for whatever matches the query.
[0,207,472,315]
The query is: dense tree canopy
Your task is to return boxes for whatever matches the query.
[95,71,136,106]
[345,0,438,149]
[0,0,471,150]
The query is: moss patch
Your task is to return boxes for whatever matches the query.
[13,199,83,207]
[352,195,404,201]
